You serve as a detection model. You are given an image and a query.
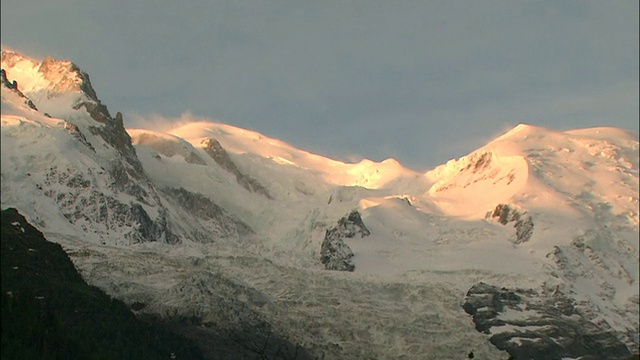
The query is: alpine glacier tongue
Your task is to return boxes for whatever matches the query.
[1,50,638,359]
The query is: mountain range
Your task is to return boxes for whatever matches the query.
[1,49,638,359]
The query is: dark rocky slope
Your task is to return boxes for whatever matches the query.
[463,282,635,360]
[0,208,204,359]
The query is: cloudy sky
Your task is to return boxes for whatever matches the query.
[2,1,638,170]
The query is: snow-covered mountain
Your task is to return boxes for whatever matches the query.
[2,50,638,359]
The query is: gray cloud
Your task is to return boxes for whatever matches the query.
[2,0,638,170]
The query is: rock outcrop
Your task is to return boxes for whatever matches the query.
[131,131,207,165]
[320,210,370,271]
[161,187,253,242]
[63,121,96,152]
[39,165,177,245]
[463,282,633,360]
[201,138,273,199]
[0,68,38,110]
[37,56,99,101]
[488,203,534,244]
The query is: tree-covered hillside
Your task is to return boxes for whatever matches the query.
[1,207,204,359]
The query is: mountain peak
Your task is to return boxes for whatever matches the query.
[39,55,98,101]
[2,50,99,105]
[491,123,638,150]
[494,123,560,142]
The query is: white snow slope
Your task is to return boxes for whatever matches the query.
[2,50,638,359]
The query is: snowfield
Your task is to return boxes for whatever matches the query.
[2,50,638,359]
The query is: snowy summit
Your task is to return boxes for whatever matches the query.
[2,50,638,359]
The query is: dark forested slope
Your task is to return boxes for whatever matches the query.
[1,207,204,359]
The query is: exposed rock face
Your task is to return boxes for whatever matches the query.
[201,138,273,199]
[336,210,371,238]
[40,165,177,245]
[321,228,356,271]
[463,282,633,360]
[37,157,177,246]
[37,56,98,100]
[488,203,534,244]
[128,204,179,245]
[184,151,207,165]
[63,121,96,152]
[1,51,164,211]
[544,214,640,354]
[0,68,38,110]
[320,210,370,271]
[1,52,145,182]
[2,51,100,109]
[465,151,492,173]
[1,68,16,89]
[75,99,112,123]
[88,112,146,176]
[164,187,227,221]
[161,187,253,242]
[105,160,152,202]
[84,111,165,213]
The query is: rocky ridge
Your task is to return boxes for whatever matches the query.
[201,138,273,199]
[0,68,38,110]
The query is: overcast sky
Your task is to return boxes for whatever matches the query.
[2,1,638,170]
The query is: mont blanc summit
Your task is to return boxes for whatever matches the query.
[2,50,638,359]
